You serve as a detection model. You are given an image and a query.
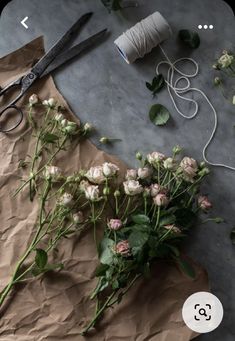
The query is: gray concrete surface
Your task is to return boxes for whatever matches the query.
[0,0,235,339]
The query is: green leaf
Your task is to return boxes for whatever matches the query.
[41,132,59,143]
[159,214,176,227]
[176,257,196,279]
[230,228,235,245]
[146,74,165,95]
[35,249,48,269]
[99,238,115,265]
[132,214,150,225]
[128,231,149,255]
[178,29,200,49]
[149,104,170,126]
[95,263,109,277]
[31,263,63,277]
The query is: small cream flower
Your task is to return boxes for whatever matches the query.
[60,193,73,206]
[123,180,143,196]
[84,185,100,201]
[83,122,93,132]
[54,113,64,122]
[102,162,119,177]
[43,97,56,108]
[218,52,234,68]
[64,121,78,135]
[85,166,106,184]
[125,169,137,180]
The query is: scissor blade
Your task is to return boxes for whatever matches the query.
[42,29,108,77]
[31,12,93,77]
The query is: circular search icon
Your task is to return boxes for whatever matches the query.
[182,292,224,333]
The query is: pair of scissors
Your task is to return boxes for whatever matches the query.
[0,12,107,133]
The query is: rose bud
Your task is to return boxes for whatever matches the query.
[137,167,152,179]
[85,166,106,184]
[99,136,109,144]
[114,189,121,197]
[123,180,143,196]
[150,183,161,197]
[214,77,222,86]
[29,94,39,106]
[114,240,131,257]
[125,169,137,180]
[198,195,212,211]
[73,211,84,224]
[143,187,151,198]
[108,219,123,231]
[135,152,143,160]
[103,187,110,196]
[172,145,182,155]
[84,185,100,201]
[102,162,119,177]
[164,224,181,233]
[60,193,73,206]
[61,118,68,127]
[153,193,169,207]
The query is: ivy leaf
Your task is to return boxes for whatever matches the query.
[175,257,196,279]
[41,132,59,144]
[132,214,150,225]
[230,228,235,245]
[149,104,170,126]
[99,238,115,265]
[178,30,200,49]
[146,74,165,96]
[35,249,48,269]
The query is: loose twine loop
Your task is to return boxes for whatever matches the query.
[114,11,235,171]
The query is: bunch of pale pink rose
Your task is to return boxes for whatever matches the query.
[79,147,212,334]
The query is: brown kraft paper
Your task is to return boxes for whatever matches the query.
[0,37,209,341]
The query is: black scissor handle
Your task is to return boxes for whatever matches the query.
[0,104,24,132]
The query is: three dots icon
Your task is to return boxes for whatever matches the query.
[198,24,214,30]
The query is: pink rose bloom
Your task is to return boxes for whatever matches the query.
[147,151,166,164]
[137,167,152,179]
[108,219,122,231]
[153,193,169,207]
[198,195,212,210]
[125,169,137,180]
[115,240,131,257]
[180,157,198,181]
[164,224,181,233]
[123,180,143,196]
[85,166,106,184]
[150,183,161,197]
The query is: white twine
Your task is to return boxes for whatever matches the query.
[114,11,235,171]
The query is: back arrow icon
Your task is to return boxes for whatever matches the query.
[21,16,29,29]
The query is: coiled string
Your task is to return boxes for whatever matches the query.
[157,45,235,171]
[115,11,235,171]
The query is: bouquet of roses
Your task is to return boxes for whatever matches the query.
[0,94,213,336]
